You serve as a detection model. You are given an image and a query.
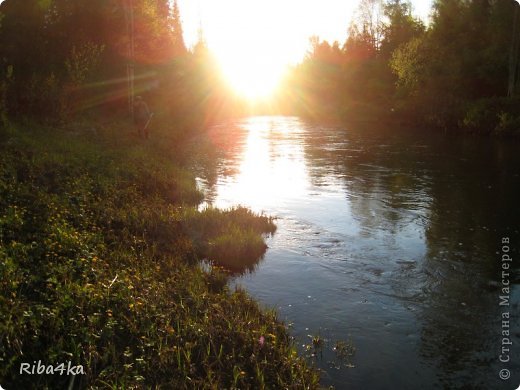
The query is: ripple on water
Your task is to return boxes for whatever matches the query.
[197,116,520,389]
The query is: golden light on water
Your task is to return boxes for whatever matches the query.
[214,117,308,210]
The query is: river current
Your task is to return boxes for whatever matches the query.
[194,116,520,389]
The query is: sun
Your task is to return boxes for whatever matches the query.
[179,0,367,101]
[183,0,314,102]
[219,55,284,100]
[182,0,436,101]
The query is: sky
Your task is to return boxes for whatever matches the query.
[178,0,433,59]
[176,0,433,97]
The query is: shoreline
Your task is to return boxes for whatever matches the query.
[0,119,320,388]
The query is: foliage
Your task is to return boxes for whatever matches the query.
[65,42,105,86]
[170,0,187,56]
[392,0,518,132]
[2,0,519,135]
[462,97,520,136]
[0,121,319,389]
[380,0,425,59]
[22,72,63,123]
[286,0,426,123]
[0,0,231,126]
[284,0,520,135]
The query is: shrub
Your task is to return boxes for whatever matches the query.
[461,97,520,136]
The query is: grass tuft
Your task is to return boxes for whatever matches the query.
[185,206,276,273]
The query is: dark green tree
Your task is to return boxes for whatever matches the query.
[391,0,520,132]
[380,0,425,59]
[171,0,187,57]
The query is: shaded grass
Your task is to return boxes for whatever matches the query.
[0,120,319,389]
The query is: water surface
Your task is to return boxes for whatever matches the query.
[195,116,520,389]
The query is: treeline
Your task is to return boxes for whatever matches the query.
[0,0,235,129]
[282,0,520,136]
[2,0,519,136]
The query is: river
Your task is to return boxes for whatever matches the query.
[194,116,520,389]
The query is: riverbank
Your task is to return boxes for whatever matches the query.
[0,119,319,388]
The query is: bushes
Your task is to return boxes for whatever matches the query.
[495,111,520,136]
[461,97,520,136]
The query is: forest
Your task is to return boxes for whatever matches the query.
[0,0,238,131]
[1,0,520,135]
[277,0,520,136]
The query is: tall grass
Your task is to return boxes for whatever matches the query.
[0,120,319,389]
[184,206,276,273]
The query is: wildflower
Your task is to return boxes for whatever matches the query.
[259,336,265,348]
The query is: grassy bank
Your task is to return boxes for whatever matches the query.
[0,119,319,389]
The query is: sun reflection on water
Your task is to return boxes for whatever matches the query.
[212,117,308,212]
